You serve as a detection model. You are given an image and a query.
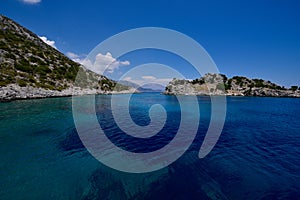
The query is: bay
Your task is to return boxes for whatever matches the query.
[0,93,300,199]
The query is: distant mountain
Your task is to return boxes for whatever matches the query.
[118,81,164,92]
[165,73,300,97]
[138,83,165,92]
[118,80,140,89]
[0,15,131,101]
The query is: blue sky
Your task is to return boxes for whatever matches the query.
[2,0,300,87]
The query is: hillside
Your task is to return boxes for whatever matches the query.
[0,15,131,101]
[165,73,300,97]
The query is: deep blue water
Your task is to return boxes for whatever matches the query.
[0,93,300,199]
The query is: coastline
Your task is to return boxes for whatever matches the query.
[164,74,300,98]
[2,86,300,103]
[0,84,137,102]
[163,92,300,98]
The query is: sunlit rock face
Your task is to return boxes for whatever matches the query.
[165,73,300,97]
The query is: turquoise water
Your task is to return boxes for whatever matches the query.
[0,93,300,199]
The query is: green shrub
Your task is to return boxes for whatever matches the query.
[28,75,36,83]
[15,63,33,73]
[191,78,205,84]
[220,74,228,82]
[165,85,172,91]
[0,81,8,87]
[290,86,298,91]
[29,56,45,64]
[4,53,16,60]
[17,79,27,87]
[224,84,232,90]
[216,83,225,90]
[232,76,246,86]
[35,65,52,74]
[65,72,76,80]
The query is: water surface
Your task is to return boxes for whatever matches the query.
[0,93,300,199]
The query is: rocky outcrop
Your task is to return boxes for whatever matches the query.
[164,73,300,97]
[0,15,132,101]
[165,74,227,96]
[0,84,136,101]
[226,76,300,97]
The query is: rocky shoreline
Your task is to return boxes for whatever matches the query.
[0,84,137,102]
[164,74,300,98]
[164,91,300,98]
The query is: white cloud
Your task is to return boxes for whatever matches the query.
[141,75,156,81]
[68,52,130,74]
[66,52,80,59]
[39,36,57,49]
[22,0,41,4]
[93,52,130,74]
[123,77,133,81]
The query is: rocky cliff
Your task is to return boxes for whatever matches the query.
[0,15,132,101]
[165,73,300,97]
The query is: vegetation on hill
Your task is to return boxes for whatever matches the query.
[187,74,290,92]
[165,73,300,97]
[0,15,129,92]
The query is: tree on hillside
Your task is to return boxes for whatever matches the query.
[290,86,298,91]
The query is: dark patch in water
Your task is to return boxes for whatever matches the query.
[142,173,211,200]
[83,169,126,200]
[59,128,85,154]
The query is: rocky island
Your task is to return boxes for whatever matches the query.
[165,73,300,97]
[0,15,133,101]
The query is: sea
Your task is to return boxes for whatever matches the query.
[0,93,299,200]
